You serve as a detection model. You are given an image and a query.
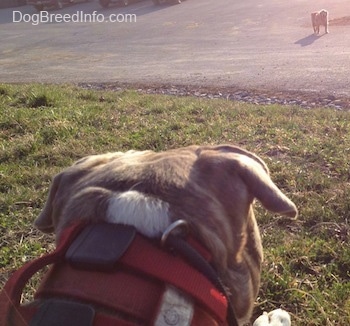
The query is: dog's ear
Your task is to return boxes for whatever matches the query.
[34,154,117,233]
[34,172,63,233]
[229,153,298,218]
[198,149,298,218]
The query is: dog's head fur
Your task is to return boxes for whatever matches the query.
[35,144,297,324]
[319,10,328,21]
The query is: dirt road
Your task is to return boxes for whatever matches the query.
[1,0,349,97]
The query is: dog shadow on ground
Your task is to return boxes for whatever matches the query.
[294,33,324,47]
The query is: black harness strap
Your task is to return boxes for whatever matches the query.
[164,234,239,326]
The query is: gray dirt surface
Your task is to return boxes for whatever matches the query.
[1,0,349,107]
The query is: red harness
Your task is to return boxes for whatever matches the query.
[0,222,230,326]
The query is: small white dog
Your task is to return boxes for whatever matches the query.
[311,9,329,35]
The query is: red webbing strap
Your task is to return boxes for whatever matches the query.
[0,223,85,326]
[118,234,227,323]
[0,222,227,325]
[11,300,220,326]
[35,264,164,323]
[11,305,139,326]
[35,234,227,324]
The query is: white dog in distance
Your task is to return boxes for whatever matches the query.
[311,9,329,35]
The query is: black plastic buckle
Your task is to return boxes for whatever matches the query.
[30,300,95,326]
[65,223,136,272]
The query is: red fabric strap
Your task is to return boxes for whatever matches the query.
[36,235,227,323]
[119,233,227,322]
[36,264,164,323]
[0,223,86,326]
[0,222,227,325]
[8,300,221,326]
[8,305,141,326]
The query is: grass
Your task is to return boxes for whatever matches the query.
[1,83,349,325]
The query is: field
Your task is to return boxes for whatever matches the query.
[0,83,349,325]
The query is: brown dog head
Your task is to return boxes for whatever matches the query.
[35,144,297,324]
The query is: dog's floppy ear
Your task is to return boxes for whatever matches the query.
[34,172,63,233]
[200,145,297,217]
[34,153,119,233]
[230,153,298,218]
[198,150,298,218]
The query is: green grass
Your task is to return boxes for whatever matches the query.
[1,83,349,325]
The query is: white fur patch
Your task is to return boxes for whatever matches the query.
[106,190,170,238]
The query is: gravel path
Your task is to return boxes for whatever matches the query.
[78,82,350,110]
[1,0,349,108]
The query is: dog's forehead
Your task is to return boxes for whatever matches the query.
[74,150,152,166]
[197,145,269,173]
[70,145,268,176]
[63,146,271,194]
[121,147,252,166]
